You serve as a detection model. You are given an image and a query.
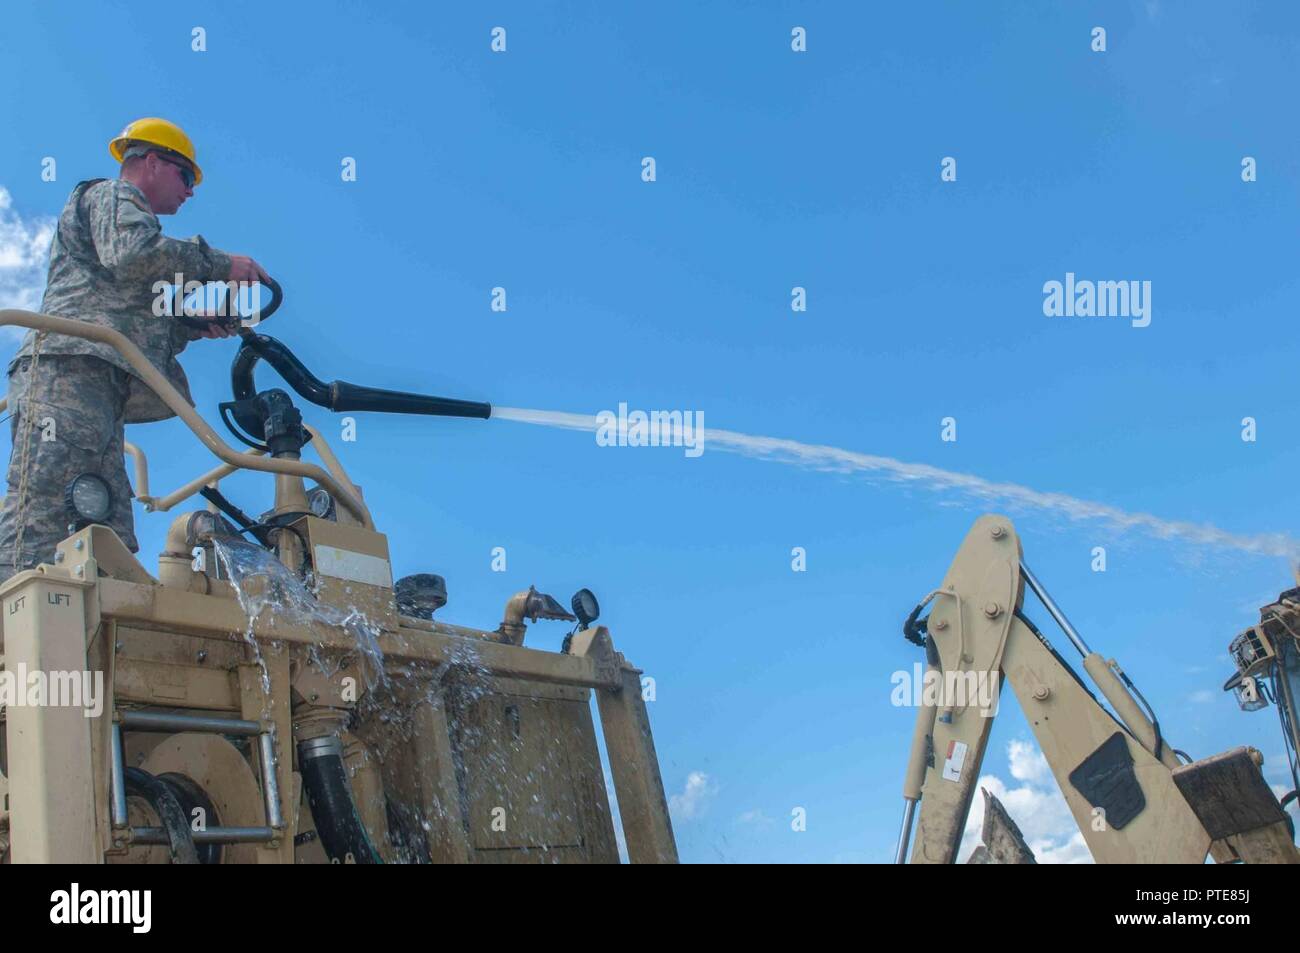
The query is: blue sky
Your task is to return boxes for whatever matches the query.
[1,1,1298,862]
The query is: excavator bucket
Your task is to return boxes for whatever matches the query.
[966,788,1036,864]
[1173,748,1299,864]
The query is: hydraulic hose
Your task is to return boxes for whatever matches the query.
[124,767,200,864]
[298,736,385,865]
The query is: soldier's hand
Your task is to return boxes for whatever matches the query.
[186,311,238,340]
[228,255,271,285]
[195,321,237,340]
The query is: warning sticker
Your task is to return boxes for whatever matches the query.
[942,740,968,782]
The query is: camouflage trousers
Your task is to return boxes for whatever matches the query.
[0,354,138,582]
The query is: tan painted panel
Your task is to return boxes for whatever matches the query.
[460,694,583,850]
[116,625,245,669]
[3,576,99,862]
[296,516,398,631]
[114,659,238,710]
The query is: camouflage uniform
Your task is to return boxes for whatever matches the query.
[0,178,232,578]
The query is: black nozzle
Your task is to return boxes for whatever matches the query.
[330,379,491,418]
[231,334,491,420]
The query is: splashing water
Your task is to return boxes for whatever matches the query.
[206,542,583,861]
[210,537,388,694]
[492,407,1297,558]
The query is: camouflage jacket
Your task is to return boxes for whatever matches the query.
[11,178,232,423]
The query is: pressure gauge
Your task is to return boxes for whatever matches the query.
[65,473,112,528]
[306,485,336,521]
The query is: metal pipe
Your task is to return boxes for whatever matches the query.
[1112,660,1164,752]
[123,441,150,501]
[901,646,938,799]
[259,729,285,830]
[895,799,918,864]
[120,709,262,736]
[1082,654,1178,769]
[303,424,373,526]
[132,825,275,845]
[1019,560,1091,657]
[0,308,371,526]
[118,709,284,836]
[146,430,374,529]
[110,723,128,829]
[1018,564,1181,768]
[497,587,576,646]
[149,456,255,514]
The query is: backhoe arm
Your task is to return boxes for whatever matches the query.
[899,515,1216,864]
[899,516,1019,863]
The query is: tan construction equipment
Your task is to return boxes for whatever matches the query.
[895,514,1299,864]
[1223,586,1300,835]
[0,297,678,864]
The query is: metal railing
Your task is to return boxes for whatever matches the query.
[0,309,373,527]
[111,709,283,849]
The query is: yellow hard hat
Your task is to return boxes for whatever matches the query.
[108,117,203,185]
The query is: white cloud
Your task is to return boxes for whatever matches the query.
[958,739,1093,864]
[0,187,55,339]
[736,808,773,827]
[1008,738,1052,785]
[1264,755,1295,785]
[669,770,718,821]
[1188,689,1217,704]
[1036,830,1092,864]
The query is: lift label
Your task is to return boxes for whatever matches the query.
[942,740,968,782]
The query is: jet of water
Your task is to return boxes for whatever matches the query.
[492,407,1297,558]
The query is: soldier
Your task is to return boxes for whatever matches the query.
[0,118,269,579]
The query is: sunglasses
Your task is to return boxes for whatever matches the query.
[154,153,196,189]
